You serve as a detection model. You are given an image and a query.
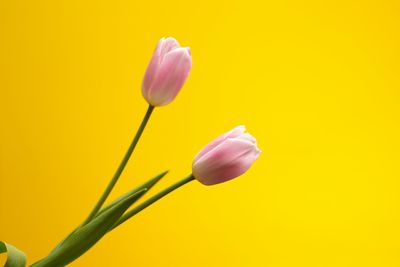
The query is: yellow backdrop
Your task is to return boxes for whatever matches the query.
[1,0,400,266]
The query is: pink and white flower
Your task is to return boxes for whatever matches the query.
[142,37,192,106]
[192,126,261,185]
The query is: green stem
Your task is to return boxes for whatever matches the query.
[110,174,195,231]
[82,104,155,225]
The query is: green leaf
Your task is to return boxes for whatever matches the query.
[31,189,147,267]
[0,241,26,267]
[95,170,168,218]
[47,170,168,257]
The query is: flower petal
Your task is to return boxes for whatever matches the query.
[160,37,180,59]
[194,126,246,162]
[142,38,166,97]
[147,47,192,106]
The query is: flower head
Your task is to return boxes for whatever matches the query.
[142,37,192,106]
[192,126,261,185]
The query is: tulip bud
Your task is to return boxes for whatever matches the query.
[142,37,192,106]
[192,126,261,185]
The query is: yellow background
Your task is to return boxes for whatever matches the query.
[1,0,400,266]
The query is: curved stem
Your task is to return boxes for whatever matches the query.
[110,174,195,231]
[83,104,155,225]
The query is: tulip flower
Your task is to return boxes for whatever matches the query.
[142,37,192,106]
[192,126,261,185]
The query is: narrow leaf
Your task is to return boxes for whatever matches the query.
[31,189,147,267]
[0,241,26,267]
[48,170,168,256]
[95,170,168,218]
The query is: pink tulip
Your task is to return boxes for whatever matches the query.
[192,126,261,185]
[142,37,192,106]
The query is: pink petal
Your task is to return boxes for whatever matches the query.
[159,37,180,59]
[235,133,257,144]
[142,37,181,100]
[147,47,192,106]
[142,38,164,97]
[194,126,246,162]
